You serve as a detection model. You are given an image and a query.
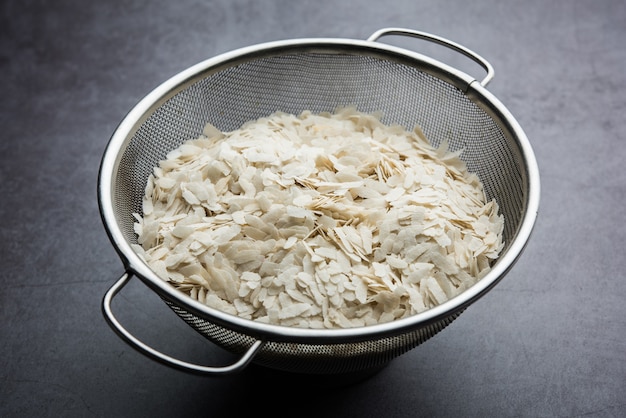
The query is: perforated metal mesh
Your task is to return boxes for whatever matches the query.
[110,46,531,374]
[165,299,461,374]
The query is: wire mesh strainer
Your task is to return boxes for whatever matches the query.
[99,28,539,376]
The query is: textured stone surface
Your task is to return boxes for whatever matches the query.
[1,0,625,416]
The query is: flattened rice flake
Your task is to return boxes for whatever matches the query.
[133,108,504,329]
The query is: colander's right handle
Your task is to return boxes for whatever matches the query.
[367,27,495,87]
[102,272,265,375]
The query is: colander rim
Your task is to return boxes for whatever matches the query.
[98,36,540,344]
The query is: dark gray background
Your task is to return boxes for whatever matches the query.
[1,0,624,417]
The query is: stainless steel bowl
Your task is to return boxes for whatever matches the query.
[98,28,540,375]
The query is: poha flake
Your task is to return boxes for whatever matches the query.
[133,108,504,329]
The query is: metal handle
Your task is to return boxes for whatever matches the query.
[367,27,495,87]
[102,272,264,375]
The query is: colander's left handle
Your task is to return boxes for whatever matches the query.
[102,272,265,375]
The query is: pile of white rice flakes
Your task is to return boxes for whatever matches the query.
[133,108,504,329]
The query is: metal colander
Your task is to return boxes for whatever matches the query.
[99,28,540,376]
